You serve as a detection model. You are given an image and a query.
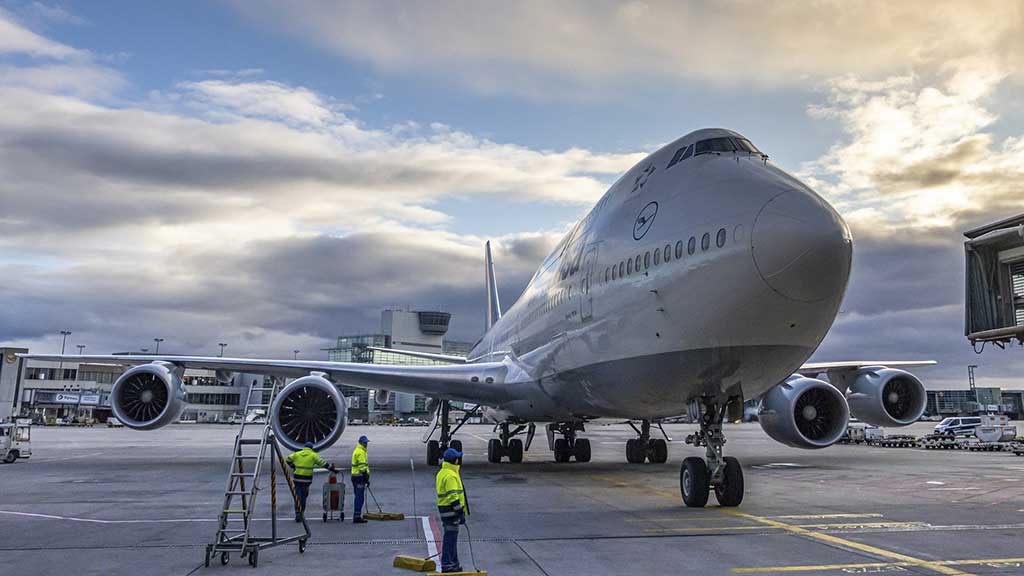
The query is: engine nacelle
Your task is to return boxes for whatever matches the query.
[271,374,347,452]
[373,389,391,407]
[111,362,186,430]
[840,367,927,427]
[759,376,849,449]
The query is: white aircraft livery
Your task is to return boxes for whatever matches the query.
[24,128,935,507]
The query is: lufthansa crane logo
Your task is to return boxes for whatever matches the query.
[4,353,16,364]
[633,201,658,241]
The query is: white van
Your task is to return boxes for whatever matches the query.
[934,416,983,436]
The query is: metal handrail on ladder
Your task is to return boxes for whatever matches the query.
[205,378,310,568]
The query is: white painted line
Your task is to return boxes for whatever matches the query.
[421,515,438,560]
[928,487,981,491]
[926,481,945,485]
[0,510,219,524]
[33,451,105,463]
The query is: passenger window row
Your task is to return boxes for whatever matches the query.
[602,227,730,284]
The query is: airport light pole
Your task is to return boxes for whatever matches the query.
[293,350,300,360]
[77,344,85,355]
[140,348,148,354]
[153,338,164,355]
[218,343,227,357]
[58,330,73,420]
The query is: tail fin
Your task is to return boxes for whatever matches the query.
[485,241,502,331]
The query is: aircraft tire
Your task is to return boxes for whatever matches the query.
[487,439,502,463]
[574,438,591,462]
[625,439,645,463]
[449,439,463,453]
[680,457,710,508]
[427,440,440,466]
[714,457,744,507]
[554,438,570,462]
[651,439,668,463]
[508,439,524,463]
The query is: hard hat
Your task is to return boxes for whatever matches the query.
[443,448,463,462]
[358,435,369,445]
[303,441,315,449]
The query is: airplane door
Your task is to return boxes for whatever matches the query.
[580,245,597,321]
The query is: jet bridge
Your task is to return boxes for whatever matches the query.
[964,213,1024,348]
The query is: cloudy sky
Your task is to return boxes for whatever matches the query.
[1,1,1022,388]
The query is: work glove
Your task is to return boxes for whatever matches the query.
[363,472,370,485]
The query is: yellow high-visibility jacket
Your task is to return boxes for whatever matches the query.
[286,448,327,480]
[435,461,467,519]
[351,443,370,477]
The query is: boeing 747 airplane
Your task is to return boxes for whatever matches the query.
[24,128,934,507]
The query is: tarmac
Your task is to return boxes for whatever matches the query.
[2,421,1024,576]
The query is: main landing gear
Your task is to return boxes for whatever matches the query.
[487,422,535,463]
[425,400,480,466]
[625,420,669,464]
[680,396,744,508]
[547,422,591,463]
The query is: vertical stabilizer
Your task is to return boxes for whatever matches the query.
[485,241,502,331]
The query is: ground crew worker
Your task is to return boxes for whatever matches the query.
[435,447,467,573]
[350,435,370,524]
[286,441,336,522]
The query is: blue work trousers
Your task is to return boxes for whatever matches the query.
[293,479,311,519]
[351,476,366,519]
[441,520,460,572]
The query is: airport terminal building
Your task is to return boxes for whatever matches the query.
[2,308,472,424]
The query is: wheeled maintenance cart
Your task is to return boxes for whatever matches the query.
[322,470,345,522]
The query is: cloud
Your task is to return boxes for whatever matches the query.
[229,0,1024,96]
[802,66,1024,386]
[0,7,83,59]
[0,18,635,357]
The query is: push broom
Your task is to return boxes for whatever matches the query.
[363,484,405,521]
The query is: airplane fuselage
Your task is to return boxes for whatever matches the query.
[470,128,852,422]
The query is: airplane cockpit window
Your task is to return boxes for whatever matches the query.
[734,138,760,153]
[694,137,762,156]
[694,137,735,155]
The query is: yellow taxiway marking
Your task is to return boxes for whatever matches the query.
[723,511,974,576]
[643,521,924,535]
[733,557,1024,574]
[771,513,884,520]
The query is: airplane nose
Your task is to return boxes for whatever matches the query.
[751,189,852,303]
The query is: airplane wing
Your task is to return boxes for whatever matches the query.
[799,360,936,374]
[18,354,511,406]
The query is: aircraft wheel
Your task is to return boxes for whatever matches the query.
[508,439,524,463]
[487,439,502,463]
[714,457,744,507]
[680,457,709,508]
[554,438,570,462]
[574,439,591,462]
[651,439,668,464]
[220,552,230,566]
[427,440,440,466]
[625,439,645,464]
[449,439,463,453]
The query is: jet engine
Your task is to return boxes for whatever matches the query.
[270,374,347,452]
[839,367,927,427]
[373,389,391,407]
[110,362,186,430]
[759,376,849,448]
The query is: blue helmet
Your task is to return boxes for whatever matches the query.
[358,435,369,445]
[443,448,462,462]
[303,441,315,449]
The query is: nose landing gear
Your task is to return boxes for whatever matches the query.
[681,397,743,508]
[424,400,478,466]
[625,420,669,464]
[547,422,591,462]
